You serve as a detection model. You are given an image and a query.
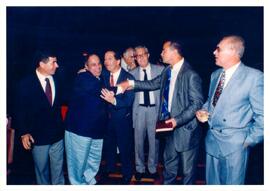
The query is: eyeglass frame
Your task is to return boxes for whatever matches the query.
[135,52,148,59]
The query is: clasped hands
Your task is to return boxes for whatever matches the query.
[100,80,132,104]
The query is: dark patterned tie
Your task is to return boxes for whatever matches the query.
[212,71,225,107]
[110,74,114,87]
[45,78,52,106]
[143,69,150,106]
[161,68,171,120]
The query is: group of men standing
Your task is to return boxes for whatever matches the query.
[15,35,263,185]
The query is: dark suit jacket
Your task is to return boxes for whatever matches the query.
[103,68,135,178]
[65,71,108,139]
[16,73,64,145]
[135,61,204,152]
[103,68,135,124]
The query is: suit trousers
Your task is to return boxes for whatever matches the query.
[163,139,199,185]
[134,105,159,173]
[104,119,133,180]
[31,139,65,185]
[65,131,103,185]
[206,147,249,184]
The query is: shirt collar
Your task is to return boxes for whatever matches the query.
[140,63,151,72]
[224,62,240,75]
[171,58,184,72]
[111,67,121,81]
[36,69,52,81]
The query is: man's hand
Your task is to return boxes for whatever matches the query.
[100,88,116,104]
[196,109,210,123]
[77,68,87,74]
[165,118,177,129]
[117,80,132,93]
[21,133,35,150]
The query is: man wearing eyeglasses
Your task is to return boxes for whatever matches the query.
[118,40,203,184]
[130,46,164,181]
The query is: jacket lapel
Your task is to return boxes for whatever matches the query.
[171,62,188,106]
[33,74,53,107]
[116,68,125,84]
[211,63,245,111]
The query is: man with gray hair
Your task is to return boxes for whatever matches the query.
[121,47,137,72]
[196,35,264,184]
[130,45,164,181]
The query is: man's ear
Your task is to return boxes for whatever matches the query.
[84,63,88,70]
[117,59,121,66]
[39,61,45,68]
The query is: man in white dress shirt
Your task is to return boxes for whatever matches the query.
[118,41,203,184]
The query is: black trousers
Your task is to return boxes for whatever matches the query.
[103,119,133,180]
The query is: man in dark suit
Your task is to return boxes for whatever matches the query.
[16,51,65,184]
[65,54,107,185]
[100,50,135,184]
[119,40,204,184]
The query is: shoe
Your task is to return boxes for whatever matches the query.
[134,172,144,181]
[149,172,159,179]
[122,177,131,185]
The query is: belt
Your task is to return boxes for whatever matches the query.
[139,104,156,107]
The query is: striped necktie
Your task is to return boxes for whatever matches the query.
[212,71,225,107]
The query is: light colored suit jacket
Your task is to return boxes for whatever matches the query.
[203,63,264,157]
[130,64,164,128]
[135,61,204,151]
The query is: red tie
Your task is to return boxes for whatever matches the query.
[45,78,52,106]
[110,74,114,87]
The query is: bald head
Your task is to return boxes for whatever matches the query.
[222,35,245,58]
[85,54,102,77]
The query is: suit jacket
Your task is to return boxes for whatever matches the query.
[16,73,64,145]
[130,64,164,127]
[203,63,264,157]
[103,68,135,125]
[65,71,108,139]
[135,61,204,152]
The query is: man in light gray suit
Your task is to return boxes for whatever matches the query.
[196,35,264,184]
[130,45,164,180]
[119,40,203,184]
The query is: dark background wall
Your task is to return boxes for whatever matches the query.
[7,7,263,115]
[6,7,264,184]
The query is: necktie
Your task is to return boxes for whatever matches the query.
[161,68,171,120]
[110,74,114,87]
[212,71,225,107]
[45,78,52,106]
[143,69,150,106]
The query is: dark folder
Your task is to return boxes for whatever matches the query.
[156,120,173,132]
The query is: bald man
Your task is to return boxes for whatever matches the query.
[65,54,108,185]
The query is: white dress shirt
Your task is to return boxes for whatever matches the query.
[139,64,155,105]
[110,68,121,86]
[111,68,122,105]
[36,69,56,105]
[168,58,184,112]
[223,62,241,88]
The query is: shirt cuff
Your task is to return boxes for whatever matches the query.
[116,87,122,95]
[129,79,135,87]
[112,98,117,106]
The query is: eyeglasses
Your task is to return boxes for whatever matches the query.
[135,52,148,59]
